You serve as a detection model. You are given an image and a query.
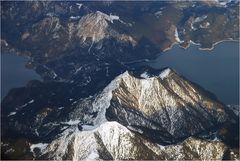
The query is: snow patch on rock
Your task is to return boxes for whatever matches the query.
[61,120,81,126]
[193,15,208,24]
[76,3,83,10]
[30,143,48,154]
[109,14,120,23]
[191,15,208,31]
[7,112,16,117]
[175,28,184,43]
[70,16,81,20]
[91,72,128,127]
[159,68,171,79]
[140,72,150,78]
[28,99,35,104]
[155,11,163,17]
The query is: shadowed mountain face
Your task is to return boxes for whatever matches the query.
[1,1,239,82]
[2,68,238,160]
[1,1,239,160]
[106,69,228,144]
[39,122,228,161]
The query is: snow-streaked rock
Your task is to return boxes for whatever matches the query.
[159,68,171,79]
[174,28,184,43]
[35,121,227,160]
[140,71,150,78]
[76,3,82,10]
[61,120,81,126]
[7,112,16,117]
[58,68,228,144]
[76,11,136,45]
[30,143,48,154]
[106,68,228,142]
[29,68,232,160]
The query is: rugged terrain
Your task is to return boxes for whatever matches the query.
[1,1,239,160]
[1,68,239,160]
[1,1,239,81]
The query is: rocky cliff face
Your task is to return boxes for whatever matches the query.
[1,1,239,160]
[25,68,238,160]
[1,1,238,111]
[1,1,239,79]
[76,11,136,46]
[106,68,228,144]
[33,121,227,161]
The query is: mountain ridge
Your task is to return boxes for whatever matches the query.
[1,67,239,160]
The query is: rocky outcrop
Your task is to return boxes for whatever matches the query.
[106,68,228,144]
[2,68,238,160]
[1,2,239,159]
[32,121,227,161]
[26,68,236,160]
[1,1,238,84]
[76,11,136,46]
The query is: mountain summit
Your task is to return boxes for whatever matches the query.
[28,68,236,160]
[106,68,228,143]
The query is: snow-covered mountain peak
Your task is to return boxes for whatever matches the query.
[31,121,228,161]
[28,68,235,160]
[112,68,210,114]
[106,68,228,140]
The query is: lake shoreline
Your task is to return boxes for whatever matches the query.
[159,38,239,57]
[178,38,239,51]
[1,54,42,100]
[132,41,239,105]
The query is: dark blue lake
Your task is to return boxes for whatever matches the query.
[1,54,41,100]
[134,41,239,105]
[1,41,239,105]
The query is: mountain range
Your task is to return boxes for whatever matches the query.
[1,1,239,160]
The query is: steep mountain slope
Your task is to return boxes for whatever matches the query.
[33,121,227,160]
[76,11,136,46]
[1,2,239,159]
[23,68,238,160]
[1,1,239,82]
[106,68,228,144]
